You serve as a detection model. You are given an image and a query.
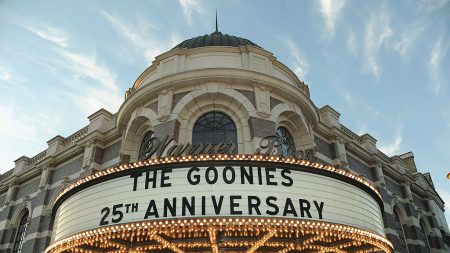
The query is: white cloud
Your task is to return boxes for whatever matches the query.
[318,0,346,37]
[281,37,309,80]
[26,25,69,48]
[379,128,402,156]
[57,50,123,115]
[0,103,61,172]
[0,104,40,144]
[101,11,176,63]
[3,14,69,48]
[427,37,448,94]
[393,25,424,61]
[0,65,13,82]
[347,30,357,56]
[364,9,392,79]
[61,51,118,90]
[179,0,207,25]
[418,0,450,12]
[344,91,353,104]
[0,64,27,84]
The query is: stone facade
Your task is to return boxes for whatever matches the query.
[0,33,448,253]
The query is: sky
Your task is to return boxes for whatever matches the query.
[0,0,449,223]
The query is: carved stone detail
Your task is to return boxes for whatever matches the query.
[333,136,348,168]
[374,163,385,186]
[255,86,270,118]
[5,182,17,206]
[157,89,173,121]
[403,183,413,202]
[39,166,51,190]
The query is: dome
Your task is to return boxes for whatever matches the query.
[173,31,261,49]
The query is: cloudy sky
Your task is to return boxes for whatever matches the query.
[0,0,449,221]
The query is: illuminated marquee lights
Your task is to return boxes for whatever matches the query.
[54,154,382,204]
[45,218,393,253]
[47,155,392,252]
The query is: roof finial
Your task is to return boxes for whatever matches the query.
[215,9,218,33]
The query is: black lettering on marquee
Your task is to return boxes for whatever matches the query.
[240,166,253,184]
[201,196,206,215]
[281,169,293,187]
[299,199,312,218]
[248,196,261,215]
[182,197,195,216]
[257,167,263,185]
[211,195,224,214]
[265,167,277,185]
[145,170,157,189]
[205,167,218,184]
[230,195,242,215]
[130,172,142,191]
[266,196,279,215]
[223,166,236,184]
[132,203,138,213]
[314,200,325,219]
[144,200,159,218]
[187,167,200,185]
[283,198,297,217]
[160,169,172,187]
[122,164,329,225]
[163,198,176,217]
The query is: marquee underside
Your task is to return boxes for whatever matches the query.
[46,218,393,253]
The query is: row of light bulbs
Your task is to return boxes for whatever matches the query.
[46,217,393,253]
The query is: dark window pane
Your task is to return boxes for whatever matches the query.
[12,212,28,253]
[394,210,408,253]
[276,127,296,157]
[192,112,237,150]
[420,221,431,252]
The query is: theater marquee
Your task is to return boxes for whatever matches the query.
[47,155,393,253]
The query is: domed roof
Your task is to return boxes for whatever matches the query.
[173,31,261,49]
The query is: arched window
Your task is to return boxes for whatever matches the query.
[276,126,296,157]
[420,219,431,252]
[192,112,237,146]
[394,208,408,253]
[12,211,28,253]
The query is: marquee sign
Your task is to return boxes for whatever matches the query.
[51,156,385,243]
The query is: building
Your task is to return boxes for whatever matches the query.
[0,28,449,253]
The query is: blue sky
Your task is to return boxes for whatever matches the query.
[0,0,449,222]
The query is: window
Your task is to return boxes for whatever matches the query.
[420,219,431,252]
[276,127,296,157]
[192,112,237,146]
[12,211,28,253]
[394,209,408,253]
